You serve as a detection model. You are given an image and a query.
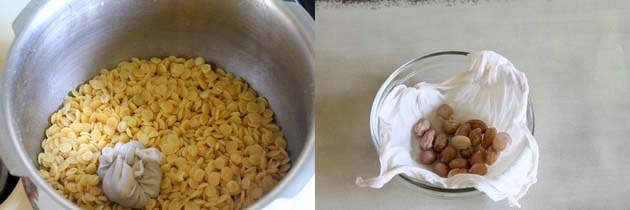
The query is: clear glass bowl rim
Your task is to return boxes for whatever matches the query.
[368,51,535,194]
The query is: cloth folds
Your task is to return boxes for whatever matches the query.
[356,51,539,207]
[97,141,163,209]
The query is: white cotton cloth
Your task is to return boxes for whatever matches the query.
[356,51,539,207]
[97,141,163,209]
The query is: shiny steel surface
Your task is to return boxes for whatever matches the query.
[0,0,314,209]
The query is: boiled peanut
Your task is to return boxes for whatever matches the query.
[482,127,497,148]
[448,158,469,169]
[433,162,449,178]
[451,135,471,150]
[469,128,482,146]
[454,123,471,136]
[493,132,511,152]
[433,133,448,152]
[415,105,509,177]
[419,129,435,151]
[419,150,437,164]
[442,120,459,135]
[470,150,485,164]
[439,145,457,163]
[414,118,431,137]
[485,149,499,165]
[469,163,487,175]
[473,144,486,153]
[447,168,467,177]
[437,104,454,120]
[466,119,487,133]
[460,147,474,158]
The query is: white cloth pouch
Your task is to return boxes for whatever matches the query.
[97,141,163,209]
[356,51,539,207]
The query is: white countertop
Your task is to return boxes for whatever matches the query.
[0,1,313,209]
[0,0,27,64]
[315,0,630,209]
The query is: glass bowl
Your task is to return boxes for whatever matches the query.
[369,51,535,197]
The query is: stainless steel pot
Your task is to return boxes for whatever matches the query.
[0,0,314,209]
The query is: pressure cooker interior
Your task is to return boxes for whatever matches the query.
[9,0,311,189]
